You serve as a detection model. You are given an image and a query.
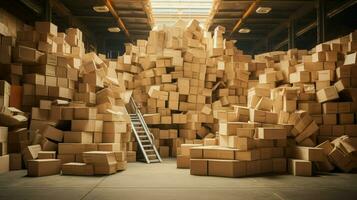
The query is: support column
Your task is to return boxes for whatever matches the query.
[44,0,52,22]
[316,0,326,44]
[288,19,295,49]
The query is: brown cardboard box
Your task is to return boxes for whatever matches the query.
[256,128,287,140]
[208,159,246,177]
[61,162,94,176]
[295,121,319,143]
[38,151,56,159]
[316,86,339,103]
[180,144,203,156]
[178,78,190,95]
[12,45,43,64]
[237,137,255,150]
[190,147,203,159]
[235,149,260,161]
[291,146,324,161]
[57,154,76,164]
[71,120,102,132]
[0,155,9,174]
[339,113,354,124]
[177,155,190,168]
[27,159,61,176]
[42,125,64,142]
[159,146,170,158]
[74,107,97,120]
[0,126,8,143]
[190,159,208,176]
[260,159,273,174]
[103,122,127,133]
[272,158,286,173]
[9,153,22,170]
[203,147,235,160]
[246,160,261,176]
[22,144,42,163]
[64,132,93,143]
[117,161,127,171]
[288,159,312,176]
[236,128,255,138]
[58,143,92,154]
[41,138,58,151]
[35,22,58,36]
[97,143,121,152]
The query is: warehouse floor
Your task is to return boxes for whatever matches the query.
[0,159,356,200]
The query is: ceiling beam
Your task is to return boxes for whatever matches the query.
[104,0,132,42]
[230,0,260,37]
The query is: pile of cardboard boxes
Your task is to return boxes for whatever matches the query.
[0,20,136,176]
[171,21,357,177]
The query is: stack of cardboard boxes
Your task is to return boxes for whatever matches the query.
[0,20,135,176]
[188,125,288,177]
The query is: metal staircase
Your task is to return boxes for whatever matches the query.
[128,97,162,163]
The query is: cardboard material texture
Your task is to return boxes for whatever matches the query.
[27,159,61,177]
[208,159,246,178]
[61,162,94,176]
[288,159,312,176]
[190,159,208,176]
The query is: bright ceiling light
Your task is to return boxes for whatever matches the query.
[93,5,109,13]
[256,7,272,14]
[108,27,121,32]
[238,28,251,33]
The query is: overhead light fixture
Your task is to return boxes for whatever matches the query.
[93,5,109,13]
[108,27,121,32]
[238,28,251,33]
[256,7,272,14]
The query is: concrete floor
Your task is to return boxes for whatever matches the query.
[0,159,356,200]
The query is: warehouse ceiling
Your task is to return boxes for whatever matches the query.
[1,0,356,56]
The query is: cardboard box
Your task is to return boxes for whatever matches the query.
[237,137,255,150]
[74,107,97,120]
[71,120,102,132]
[176,155,190,168]
[190,159,208,176]
[42,125,64,142]
[272,158,287,173]
[235,149,260,161]
[57,154,75,164]
[288,159,312,176]
[22,145,42,163]
[316,86,339,103]
[27,159,61,176]
[38,151,56,159]
[178,78,190,95]
[0,155,9,174]
[64,132,93,144]
[208,159,246,177]
[256,128,287,140]
[61,162,94,176]
[9,153,22,170]
[35,22,58,36]
[291,146,324,161]
[103,122,127,133]
[203,147,235,160]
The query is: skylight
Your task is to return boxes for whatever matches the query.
[151,0,213,27]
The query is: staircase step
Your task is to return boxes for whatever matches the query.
[142,144,153,148]
[149,159,160,163]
